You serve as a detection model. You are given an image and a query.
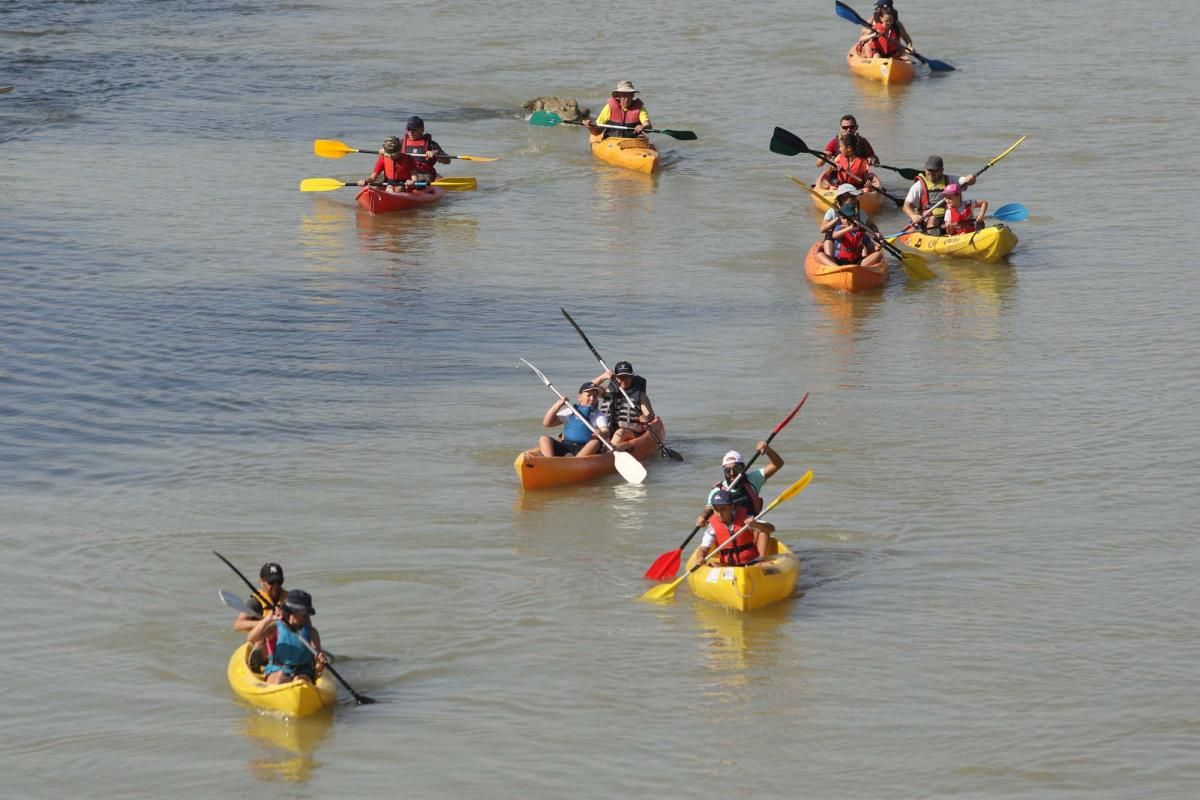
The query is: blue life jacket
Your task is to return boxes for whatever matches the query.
[264,620,316,679]
[562,404,597,444]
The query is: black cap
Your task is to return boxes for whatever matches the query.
[260,562,284,584]
[875,0,893,7]
[283,589,315,616]
[406,115,424,130]
[613,361,634,376]
[925,155,944,171]
[579,381,601,394]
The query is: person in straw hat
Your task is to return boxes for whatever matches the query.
[584,80,651,139]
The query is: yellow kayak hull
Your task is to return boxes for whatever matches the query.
[589,133,660,174]
[226,643,336,718]
[686,540,800,612]
[895,224,1019,263]
[846,45,917,84]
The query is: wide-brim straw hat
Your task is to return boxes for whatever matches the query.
[611,80,638,96]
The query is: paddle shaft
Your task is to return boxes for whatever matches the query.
[559,309,679,461]
[796,177,905,260]
[213,553,375,704]
[810,149,903,206]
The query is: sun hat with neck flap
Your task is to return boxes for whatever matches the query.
[611,80,638,96]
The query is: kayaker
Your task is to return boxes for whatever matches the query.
[816,184,885,269]
[903,156,977,235]
[818,135,883,195]
[593,361,655,449]
[871,1,913,50]
[358,136,415,192]
[399,115,450,184]
[246,589,330,685]
[823,115,878,166]
[858,6,904,59]
[694,490,777,566]
[941,184,989,235]
[696,442,785,526]
[537,382,608,457]
[584,81,651,139]
[233,561,286,632]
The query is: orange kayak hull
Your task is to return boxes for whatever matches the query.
[589,133,660,174]
[355,186,446,214]
[846,45,917,85]
[803,241,888,293]
[515,418,665,490]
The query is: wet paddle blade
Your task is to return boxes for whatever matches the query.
[455,154,501,162]
[218,589,251,615]
[640,574,686,602]
[528,110,563,127]
[901,252,936,281]
[769,126,806,157]
[300,178,351,192]
[992,203,1028,222]
[313,139,359,159]
[657,129,697,141]
[613,451,648,485]
[835,0,870,27]
[643,548,682,581]
[432,177,477,191]
[927,59,956,72]
[662,444,684,462]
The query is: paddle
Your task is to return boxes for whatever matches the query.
[643,393,809,580]
[834,1,956,72]
[559,308,682,463]
[299,176,477,193]
[518,358,648,485]
[884,203,1028,240]
[213,552,376,705]
[528,110,697,141]
[0,86,13,95]
[640,470,814,602]
[790,175,936,281]
[769,127,904,207]
[313,139,500,162]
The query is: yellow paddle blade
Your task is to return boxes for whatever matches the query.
[313,139,359,159]
[433,177,477,191]
[986,135,1027,168]
[455,154,501,162]
[787,175,837,210]
[299,177,351,192]
[901,252,936,281]
[640,575,686,602]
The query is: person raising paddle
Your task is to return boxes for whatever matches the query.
[593,361,655,449]
[694,490,777,566]
[871,1,913,50]
[818,135,884,196]
[696,442,785,527]
[246,589,330,685]
[537,381,608,457]
[858,5,904,59]
[941,183,989,235]
[816,184,885,270]
[398,115,450,185]
[903,156,977,235]
[823,115,878,166]
[584,81,651,139]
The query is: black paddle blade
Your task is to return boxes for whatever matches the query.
[662,446,684,462]
[661,129,697,141]
[928,59,956,72]
[769,126,806,157]
[897,167,921,180]
[354,693,377,705]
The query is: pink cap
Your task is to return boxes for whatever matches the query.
[944,183,962,195]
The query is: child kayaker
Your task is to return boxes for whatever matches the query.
[903,156,978,235]
[537,382,608,457]
[816,185,884,269]
[247,589,330,685]
[593,361,655,449]
[941,184,989,235]
[818,135,884,196]
[859,6,904,58]
[694,490,776,566]
[358,136,415,193]
[871,1,913,50]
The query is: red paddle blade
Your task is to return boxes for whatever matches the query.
[644,549,682,580]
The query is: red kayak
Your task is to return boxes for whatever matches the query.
[355,186,446,214]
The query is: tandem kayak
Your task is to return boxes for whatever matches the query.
[803,241,888,292]
[514,417,665,490]
[846,45,917,85]
[894,224,1019,263]
[226,643,336,718]
[810,182,885,215]
[685,540,800,612]
[355,186,446,214]
[589,133,660,174]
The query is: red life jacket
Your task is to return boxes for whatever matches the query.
[381,155,412,183]
[871,23,902,57]
[832,224,868,263]
[604,97,644,138]
[403,133,439,180]
[944,201,978,234]
[832,153,871,187]
[709,509,760,566]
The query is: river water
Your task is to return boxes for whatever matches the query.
[2,1,1197,797]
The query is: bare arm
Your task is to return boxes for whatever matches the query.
[759,440,784,480]
[542,398,567,428]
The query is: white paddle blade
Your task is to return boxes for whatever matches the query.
[218,589,251,615]
[613,451,647,484]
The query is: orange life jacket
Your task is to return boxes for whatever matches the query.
[381,156,412,183]
[944,201,979,234]
[710,509,760,566]
[604,97,644,138]
[832,153,871,187]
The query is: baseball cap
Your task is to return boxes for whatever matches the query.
[944,183,961,195]
[579,381,601,393]
[722,450,744,466]
[925,155,944,171]
[260,562,284,584]
[613,361,634,376]
[836,183,863,198]
[406,115,425,130]
[711,490,734,506]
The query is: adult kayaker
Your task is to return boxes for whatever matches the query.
[583,81,651,139]
[696,442,785,526]
[694,490,777,566]
[537,382,608,457]
[358,136,415,192]
[858,5,904,59]
[233,561,287,669]
[816,184,885,269]
[823,115,878,165]
[903,156,977,235]
[593,361,655,449]
[399,115,450,184]
[818,135,883,195]
[941,184,989,235]
[872,0,913,51]
[246,589,330,685]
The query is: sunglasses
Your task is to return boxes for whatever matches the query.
[841,124,858,130]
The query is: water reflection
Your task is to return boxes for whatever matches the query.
[691,598,798,695]
[298,197,353,273]
[592,165,657,212]
[807,280,887,338]
[933,260,1019,335]
[239,711,332,784]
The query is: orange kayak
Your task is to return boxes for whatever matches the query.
[803,241,887,293]
[809,182,885,215]
[514,417,665,490]
[846,45,917,85]
[589,133,660,174]
[355,186,445,214]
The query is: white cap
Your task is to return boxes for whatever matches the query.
[836,183,863,197]
[722,450,744,466]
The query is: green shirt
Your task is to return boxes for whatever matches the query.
[706,467,768,505]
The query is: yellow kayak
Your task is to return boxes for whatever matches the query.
[685,540,800,612]
[589,133,659,174]
[894,224,1018,263]
[226,642,336,717]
